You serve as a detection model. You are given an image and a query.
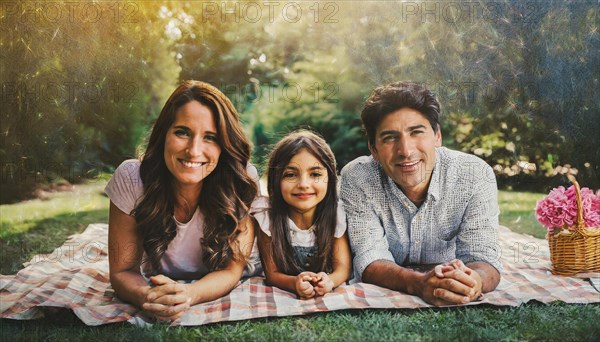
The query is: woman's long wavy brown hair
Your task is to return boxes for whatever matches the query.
[132,80,257,274]
[266,130,338,275]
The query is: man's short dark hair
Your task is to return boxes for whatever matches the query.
[361,81,441,146]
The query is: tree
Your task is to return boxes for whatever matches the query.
[0,1,179,203]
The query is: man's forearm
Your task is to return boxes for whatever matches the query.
[362,260,424,295]
[466,261,501,293]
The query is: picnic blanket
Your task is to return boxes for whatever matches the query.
[1,223,599,326]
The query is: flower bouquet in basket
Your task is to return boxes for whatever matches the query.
[535,174,600,276]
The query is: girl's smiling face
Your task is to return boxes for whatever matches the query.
[280,148,329,225]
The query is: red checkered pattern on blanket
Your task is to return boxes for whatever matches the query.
[1,224,599,326]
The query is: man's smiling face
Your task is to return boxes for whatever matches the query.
[370,107,441,200]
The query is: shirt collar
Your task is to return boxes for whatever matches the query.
[384,170,413,210]
[287,217,315,233]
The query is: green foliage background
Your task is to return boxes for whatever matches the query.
[1,0,598,203]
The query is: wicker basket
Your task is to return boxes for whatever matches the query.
[547,175,600,276]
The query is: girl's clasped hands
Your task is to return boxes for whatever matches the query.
[295,272,335,299]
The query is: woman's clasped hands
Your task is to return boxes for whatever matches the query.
[142,275,193,322]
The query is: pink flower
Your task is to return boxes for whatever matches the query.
[535,185,600,230]
[584,190,600,227]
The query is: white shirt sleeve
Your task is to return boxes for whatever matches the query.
[104,159,144,216]
[250,196,271,237]
[334,200,348,238]
[246,163,262,196]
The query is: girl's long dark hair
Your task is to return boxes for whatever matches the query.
[266,130,338,275]
[132,80,257,274]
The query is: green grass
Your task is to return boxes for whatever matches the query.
[0,179,109,238]
[2,304,599,341]
[1,184,597,341]
[498,190,547,239]
[0,181,109,274]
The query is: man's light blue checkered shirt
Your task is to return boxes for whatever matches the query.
[340,147,502,281]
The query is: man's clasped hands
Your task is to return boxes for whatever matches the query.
[421,259,483,306]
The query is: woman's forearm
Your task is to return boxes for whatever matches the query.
[110,271,151,308]
[186,267,245,304]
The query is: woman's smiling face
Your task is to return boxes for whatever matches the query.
[163,100,221,190]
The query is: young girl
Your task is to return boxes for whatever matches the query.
[254,130,351,298]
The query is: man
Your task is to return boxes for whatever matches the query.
[341,81,501,306]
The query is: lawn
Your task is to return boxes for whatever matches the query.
[498,190,548,239]
[1,181,598,341]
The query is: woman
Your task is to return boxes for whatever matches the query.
[105,80,258,321]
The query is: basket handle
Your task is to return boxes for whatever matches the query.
[567,174,586,232]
